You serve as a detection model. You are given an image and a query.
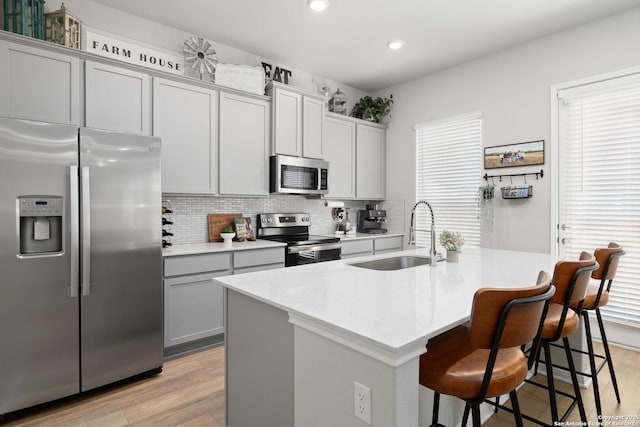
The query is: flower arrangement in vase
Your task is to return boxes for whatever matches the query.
[220,225,235,244]
[439,230,464,262]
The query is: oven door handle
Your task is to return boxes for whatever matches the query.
[287,243,342,254]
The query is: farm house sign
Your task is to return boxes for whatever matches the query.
[85,31,183,76]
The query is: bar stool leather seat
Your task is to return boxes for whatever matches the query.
[541,302,578,338]
[580,284,609,308]
[420,324,528,399]
[420,271,555,427]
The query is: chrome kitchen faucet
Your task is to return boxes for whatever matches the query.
[409,200,438,267]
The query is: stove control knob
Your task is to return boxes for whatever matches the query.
[267,218,272,223]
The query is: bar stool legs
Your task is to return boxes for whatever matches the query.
[542,339,588,424]
[596,308,621,403]
[563,336,588,423]
[582,308,621,423]
[584,311,603,419]
[430,392,446,427]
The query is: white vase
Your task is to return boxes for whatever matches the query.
[220,232,235,244]
[446,250,460,262]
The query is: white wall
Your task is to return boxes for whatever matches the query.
[378,7,640,253]
[54,0,368,103]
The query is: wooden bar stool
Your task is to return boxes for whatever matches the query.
[520,251,598,427]
[419,271,554,427]
[568,243,625,424]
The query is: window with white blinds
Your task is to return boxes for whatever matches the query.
[414,112,482,248]
[558,75,640,324]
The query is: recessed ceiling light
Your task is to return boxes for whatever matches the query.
[307,0,329,12]
[387,40,404,50]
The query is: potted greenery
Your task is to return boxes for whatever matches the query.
[350,94,394,123]
[439,230,464,262]
[220,225,235,244]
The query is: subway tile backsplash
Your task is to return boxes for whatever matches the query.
[163,195,405,244]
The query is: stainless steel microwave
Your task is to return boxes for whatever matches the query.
[270,155,329,195]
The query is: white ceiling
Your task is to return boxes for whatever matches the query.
[91,0,640,92]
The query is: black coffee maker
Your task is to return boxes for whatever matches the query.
[357,204,387,234]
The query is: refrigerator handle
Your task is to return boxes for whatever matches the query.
[70,166,80,298]
[81,166,91,296]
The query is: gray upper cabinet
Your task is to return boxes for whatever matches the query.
[324,115,356,199]
[271,86,302,156]
[356,123,385,200]
[267,81,325,159]
[219,92,270,196]
[324,113,385,200]
[302,96,325,159]
[85,61,151,134]
[153,77,219,194]
[0,42,80,125]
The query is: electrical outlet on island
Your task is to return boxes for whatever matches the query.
[354,380,371,424]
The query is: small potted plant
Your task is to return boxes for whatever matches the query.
[350,94,394,123]
[439,230,464,262]
[220,225,235,244]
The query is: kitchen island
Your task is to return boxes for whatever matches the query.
[216,247,556,427]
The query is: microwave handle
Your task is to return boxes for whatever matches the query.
[319,168,326,191]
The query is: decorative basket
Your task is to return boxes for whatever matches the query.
[501,185,533,199]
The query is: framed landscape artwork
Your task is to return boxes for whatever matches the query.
[484,140,545,169]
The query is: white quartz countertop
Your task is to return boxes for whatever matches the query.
[163,240,286,257]
[215,246,556,365]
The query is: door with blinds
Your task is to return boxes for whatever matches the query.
[557,72,640,324]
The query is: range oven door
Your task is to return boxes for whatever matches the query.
[286,243,341,266]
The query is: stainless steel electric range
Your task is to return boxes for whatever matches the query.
[257,213,341,267]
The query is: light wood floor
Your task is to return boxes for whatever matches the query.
[2,345,226,427]
[2,342,639,426]
[483,342,640,427]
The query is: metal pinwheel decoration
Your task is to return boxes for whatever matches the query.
[183,36,218,80]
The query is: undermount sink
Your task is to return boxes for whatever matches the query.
[350,255,434,271]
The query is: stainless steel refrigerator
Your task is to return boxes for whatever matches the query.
[0,117,163,416]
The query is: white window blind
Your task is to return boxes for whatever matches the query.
[415,113,482,248]
[559,78,640,324]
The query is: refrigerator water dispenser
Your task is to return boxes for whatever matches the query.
[18,196,63,254]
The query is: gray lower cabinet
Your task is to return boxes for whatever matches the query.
[163,247,285,356]
[233,247,286,274]
[373,235,404,254]
[163,253,231,354]
[341,235,404,259]
[341,239,374,259]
